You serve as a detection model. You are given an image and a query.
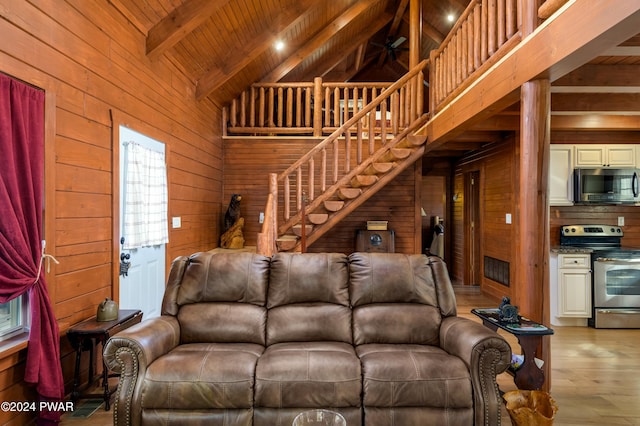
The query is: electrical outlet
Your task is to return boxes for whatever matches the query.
[259,212,265,224]
[505,213,512,224]
[618,216,625,226]
[172,216,181,228]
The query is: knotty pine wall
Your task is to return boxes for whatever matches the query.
[0,1,221,422]
[223,137,421,254]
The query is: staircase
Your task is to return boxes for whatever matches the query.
[256,60,429,255]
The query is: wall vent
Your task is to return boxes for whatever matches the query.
[484,256,510,287]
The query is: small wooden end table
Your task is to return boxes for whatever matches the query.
[67,309,142,410]
[471,308,553,391]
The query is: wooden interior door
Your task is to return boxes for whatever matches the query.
[465,170,481,286]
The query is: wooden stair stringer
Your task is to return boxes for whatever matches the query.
[295,145,426,250]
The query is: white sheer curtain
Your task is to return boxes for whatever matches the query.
[122,142,168,249]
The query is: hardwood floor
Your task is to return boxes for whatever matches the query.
[60,286,640,426]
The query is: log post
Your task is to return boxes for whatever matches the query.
[515,78,551,391]
[409,0,421,69]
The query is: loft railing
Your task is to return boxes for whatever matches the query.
[429,0,569,114]
[224,79,403,137]
[429,0,523,113]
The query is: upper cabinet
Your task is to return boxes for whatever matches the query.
[574,145,636,168]
[549,145,574,206]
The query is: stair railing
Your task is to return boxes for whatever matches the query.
[255,60,427,254]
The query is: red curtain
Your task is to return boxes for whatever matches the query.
[0,74,64,423]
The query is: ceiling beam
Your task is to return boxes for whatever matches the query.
[401,15,445,46]
[551,114,640,130]
[146,0,232,59]
[260,0,383,83]
[426,0,640,146]
[600,46,640,56]
[313,12,393,80]
[551,93,640,113]
[195,0,321,100]
[354,42,367,73]
[552,64,640,92]
[377,0,409,66]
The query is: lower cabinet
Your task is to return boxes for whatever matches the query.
[557,254,591,318]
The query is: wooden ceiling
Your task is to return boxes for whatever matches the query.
[111,0,467,106]
[111,0,640,158]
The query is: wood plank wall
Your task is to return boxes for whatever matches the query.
[0,1,222,422]
[223,137,420,254]
[452,138,517,300]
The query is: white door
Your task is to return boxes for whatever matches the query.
[119,126,166,320]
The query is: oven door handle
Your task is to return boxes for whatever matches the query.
[595,258,640,265]
[598,309,640,315]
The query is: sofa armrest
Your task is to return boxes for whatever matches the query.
[440,316,512,426]
[103,316,180,426]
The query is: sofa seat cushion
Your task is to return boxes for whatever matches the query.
[255,342,362,408]
[356,344,472,409]
[142,343,264,409]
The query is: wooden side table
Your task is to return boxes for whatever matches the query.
[471,308,554,391]
[67,309,142,410]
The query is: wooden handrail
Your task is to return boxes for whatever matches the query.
[277,60,428,181]
[538,0,570,19]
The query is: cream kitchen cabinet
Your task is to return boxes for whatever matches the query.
[557,254,591,318]
[549,144,574,206]
[574,145,636,168]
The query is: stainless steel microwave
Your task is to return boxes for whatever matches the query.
[574,168,639,204]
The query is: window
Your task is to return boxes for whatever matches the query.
[0,296,28,341]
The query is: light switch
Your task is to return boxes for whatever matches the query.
[506,213,512,224]
[172,216,182,228]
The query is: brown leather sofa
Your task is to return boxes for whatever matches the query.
[104,251,511,426]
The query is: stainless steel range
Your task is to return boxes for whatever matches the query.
[560,224,640,329]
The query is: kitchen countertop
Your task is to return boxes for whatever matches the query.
[551,246,593,254]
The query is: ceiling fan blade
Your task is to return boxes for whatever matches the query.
[390,36,407,49]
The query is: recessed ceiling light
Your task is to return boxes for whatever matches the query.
[447,14,455,23]
[275,40,285,51]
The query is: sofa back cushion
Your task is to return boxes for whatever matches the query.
[348,253,457,345]
[266,252,351,345]
[162,252,271,345]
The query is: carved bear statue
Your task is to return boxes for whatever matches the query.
[220,194,245,249]
[223,194,242,232]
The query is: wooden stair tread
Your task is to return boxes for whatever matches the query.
[324,200,345,212]
[350,174,378,187]
[364,162,394,175]
[276,235,298,251]
[307,213,328,224]
[380,147,412,162]
[397,135,427,148]
[338,187,362,200]
[292,224,313,237]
